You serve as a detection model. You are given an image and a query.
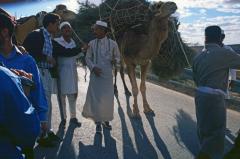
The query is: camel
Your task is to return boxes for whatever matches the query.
[14,4,77,45]
[15,11,47,45]
[53,4,77,21]
[117,1,177,117]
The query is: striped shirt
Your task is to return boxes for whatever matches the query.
[38,28,53,68]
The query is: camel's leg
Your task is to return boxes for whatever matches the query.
[127,64,140,117]
[140,63,154,113]
[114,68,118,97]
[120,65,132,96]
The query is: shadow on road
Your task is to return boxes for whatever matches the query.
[145,114,172,159]
[34,122,77,159]
[57,123,78,159]
[103,128,118,159]
[121,95,159,159]
[171,109,199,156]
[171,108,237,158]
[78,129,118,159]
[116,95,172,159]
[116,96,138,159]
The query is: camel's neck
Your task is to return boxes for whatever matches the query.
[145,17,169,58]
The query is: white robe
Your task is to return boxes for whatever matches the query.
[54,37,80,94]
[82,36,120,122]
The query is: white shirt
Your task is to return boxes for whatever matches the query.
[54,36,79,94]
[85,36,121,71]
[54,37,79,64]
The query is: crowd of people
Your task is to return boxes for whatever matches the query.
[0,6,240,159]
[0,8,120,158]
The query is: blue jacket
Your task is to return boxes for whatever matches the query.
[0,66,40,159]
[0,46,48,121]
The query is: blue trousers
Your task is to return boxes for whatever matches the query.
[195,90,226,159]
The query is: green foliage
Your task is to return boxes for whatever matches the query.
[151,18,196,79]
[72,1,99,43]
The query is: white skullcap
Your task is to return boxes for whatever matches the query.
[59,21,71,30]
[95,20,108,28]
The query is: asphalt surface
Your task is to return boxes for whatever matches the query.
[34,67,240,159]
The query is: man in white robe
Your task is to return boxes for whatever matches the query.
[54,22,81,127]
[82,20,120,133]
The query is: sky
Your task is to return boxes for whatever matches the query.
[0,0,240,45]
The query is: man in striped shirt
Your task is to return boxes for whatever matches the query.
[23,13,61,146]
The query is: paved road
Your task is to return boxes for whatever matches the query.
[34,67,240,159]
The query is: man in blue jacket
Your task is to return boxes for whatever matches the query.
[0,9,52,145]
[0,66,40,159]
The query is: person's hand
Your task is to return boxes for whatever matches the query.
[81,44,89,52]
[92,67,102,77]
[10,69,32,78]
[10,69,33,96]
[46,56,56,66]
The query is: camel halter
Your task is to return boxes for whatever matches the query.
[170,18,192,68]
[70,27,88,82]
[71,28,85,45]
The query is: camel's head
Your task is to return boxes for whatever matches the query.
[53,4,77,21]
[36,11,47,27]
[150,1,177,18]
